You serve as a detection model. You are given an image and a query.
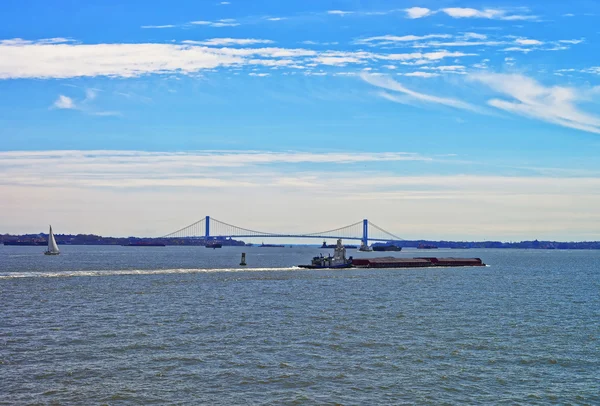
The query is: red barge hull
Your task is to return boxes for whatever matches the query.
[351,257,485,268]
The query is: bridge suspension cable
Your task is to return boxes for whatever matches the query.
[210,218,281,237]
[161,218,206,238]
[296,220,363,238]
[369,221,404,241]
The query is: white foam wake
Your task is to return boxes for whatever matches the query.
[0,267,301,279]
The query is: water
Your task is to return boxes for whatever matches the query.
[1,245,599,404]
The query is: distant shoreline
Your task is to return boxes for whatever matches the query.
[1,234,600,250]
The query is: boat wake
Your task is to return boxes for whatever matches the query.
[0,267,301,279]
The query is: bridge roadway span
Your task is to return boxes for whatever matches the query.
[162,217,404,246]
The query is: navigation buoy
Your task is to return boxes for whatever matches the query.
[240,252,247,266]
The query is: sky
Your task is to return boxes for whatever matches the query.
[1,0,600,241]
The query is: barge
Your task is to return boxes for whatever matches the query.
[299,240,485,269]
[352,256,485,268]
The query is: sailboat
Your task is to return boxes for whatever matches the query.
[44,225,60,255]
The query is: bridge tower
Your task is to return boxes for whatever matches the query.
[205,216,210,239]
[362,219,368,247]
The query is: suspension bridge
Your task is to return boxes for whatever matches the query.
[162,216,403,247]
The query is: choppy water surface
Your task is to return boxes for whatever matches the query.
[1,246,599,404]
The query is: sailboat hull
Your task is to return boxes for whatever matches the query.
[44,251,60,255]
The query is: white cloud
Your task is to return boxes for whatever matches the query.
[462,32,487,40]
[515,38,543,46]
[249,72,269,77]
[313,56,364,66]
[50,88,118,116]
[402,72,440,78]
[422,40,504,47]
[471,73,600,134]
[424,65,465,71]
[327,10,354,16]
[141,24,176,29]
[420,65,466,74]
[0,42,244,78]
[356,34,452,45]
[190,19,240,27]
[559,39,584,44]
[52,95,76,109]
[266,17,286,21]
[1,37,74,45]
[84,88,98,101]
[503,47,534,53]
[219,1,230,4]
[441,7,537,21]
[183,38,274,46]
[0,39,476,79]
[361,73,479,111]
[404,7,433,19]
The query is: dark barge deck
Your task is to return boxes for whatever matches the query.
[351,257,485,268]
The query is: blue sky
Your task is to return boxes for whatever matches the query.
[1,0,600,240]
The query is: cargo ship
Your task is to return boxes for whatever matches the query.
[259,243,285,248]
[372,244,402,252]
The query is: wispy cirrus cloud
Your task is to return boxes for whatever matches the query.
[471,73,600,134]
[191,18,240,27]
[327,10,354,16]
[361,73,480,111]
[49,88,119,117]
[363,71,600,135]
[356,34,452,45]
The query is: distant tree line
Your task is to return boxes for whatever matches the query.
[0,233,245,247]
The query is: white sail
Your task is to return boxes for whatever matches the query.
[47,225,60,254]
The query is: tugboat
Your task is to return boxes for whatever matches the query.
[299,239,353,269]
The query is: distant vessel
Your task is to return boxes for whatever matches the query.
[372,244,402,252]
[358,242,372,252]
[418,244,438,249]
[206,242,222,249]
[44,225,60,255]
[123,242,166,247]
[259,242,285,248]
[299,239,353,269]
